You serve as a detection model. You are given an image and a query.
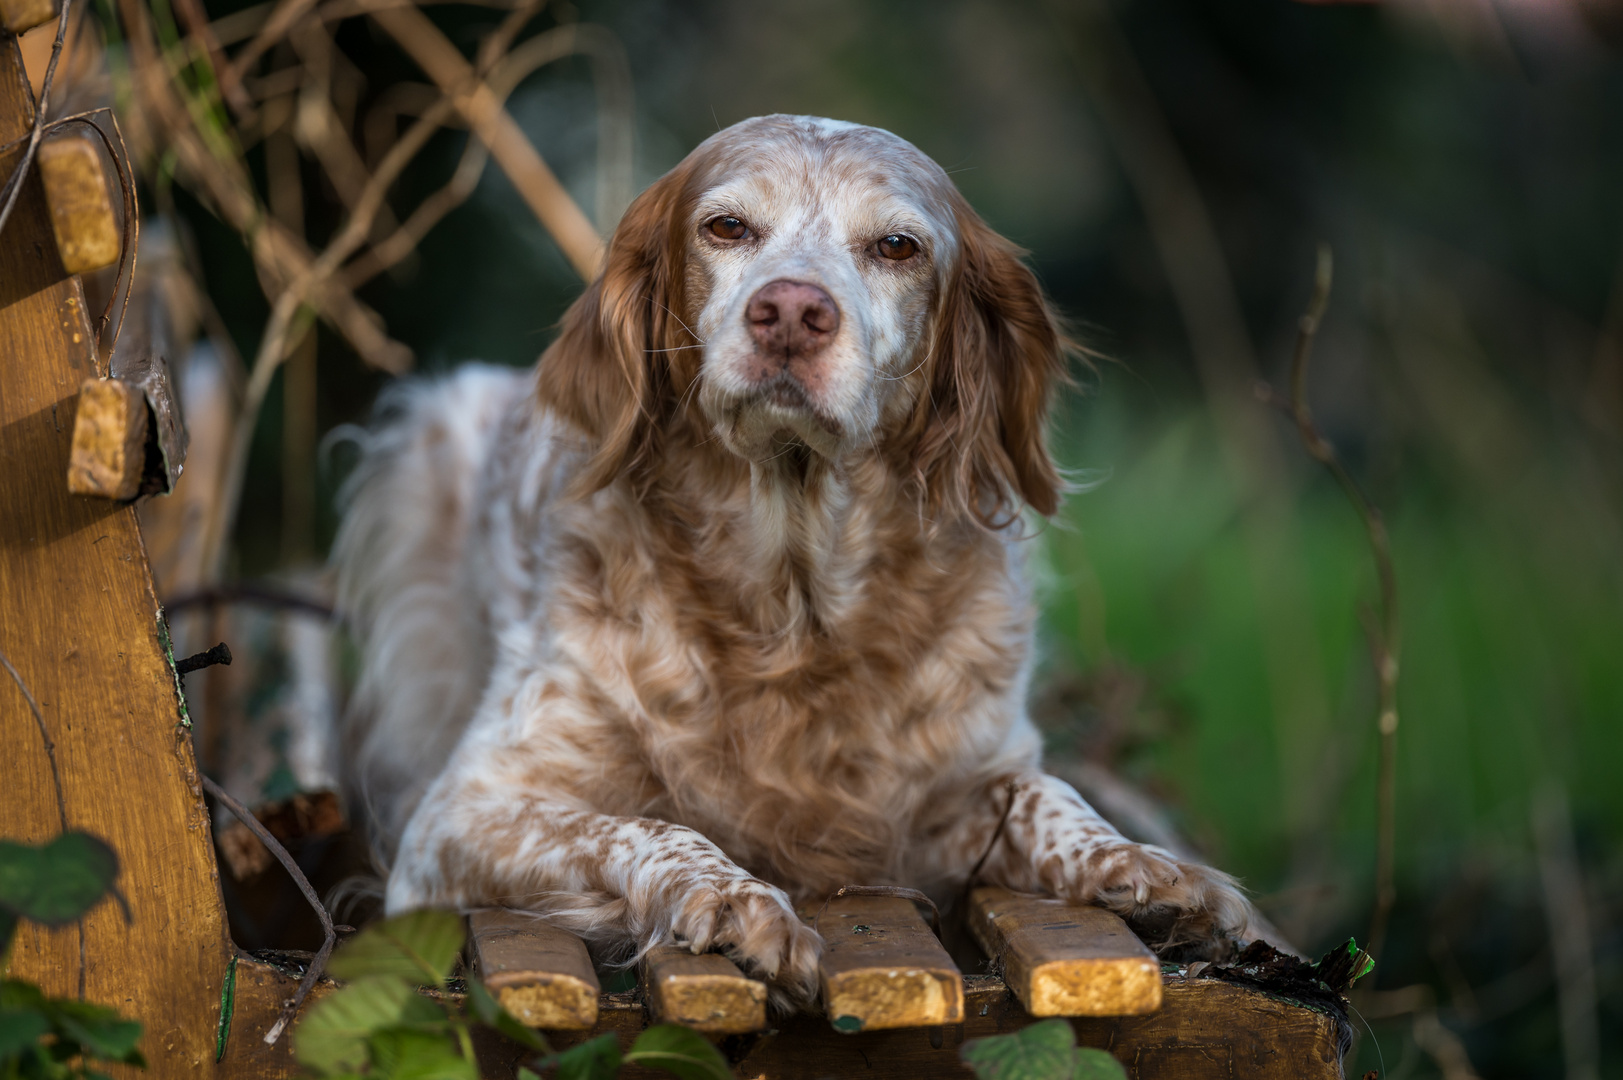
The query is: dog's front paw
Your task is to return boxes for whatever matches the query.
[670,876,822,1008]
[1058,841,1251,958]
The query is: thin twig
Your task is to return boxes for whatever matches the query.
[200,775,335,1045]
[359,0,603,278]
[164,583,335,620]
[1256,243,1401,974]
[0,0,74,241]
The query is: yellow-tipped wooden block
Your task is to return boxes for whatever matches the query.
[37,131,119,275]
[67,377,146,500]
[1,0,55,33]
[968,887,1163,1017]
[468,910,599,1030]
[816,894,963,1032]
[643,946,767,1034]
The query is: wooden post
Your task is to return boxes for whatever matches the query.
[0,31,232,1075]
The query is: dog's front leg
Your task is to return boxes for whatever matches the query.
[938,771,1252,948]
[386,757,821,1002]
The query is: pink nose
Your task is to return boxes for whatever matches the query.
[746,280,840,362]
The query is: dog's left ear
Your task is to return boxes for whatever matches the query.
[905,203,1067,526]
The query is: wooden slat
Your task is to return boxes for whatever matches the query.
[37,131,120,276]
[815,895,962,1032]
[968,887,1162,1017]
[642,945,766,1034]
[469,910,599,1030]
[0,33,234,1076]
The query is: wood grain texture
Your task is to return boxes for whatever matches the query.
[468,910,599,1030]
[968,887,1163,1017]
[815,894,963,1032]
[37,131,120,275]
[66,376,146,499]
[642,945,766,1034]
[0,34,233,1077]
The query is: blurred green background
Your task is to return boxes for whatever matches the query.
[187,0,1623,1075]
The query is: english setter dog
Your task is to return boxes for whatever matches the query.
[335,114,1251,1005]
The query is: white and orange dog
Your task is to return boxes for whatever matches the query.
[334,115,1251,1005]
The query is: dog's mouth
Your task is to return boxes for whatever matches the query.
[743,374,844,439]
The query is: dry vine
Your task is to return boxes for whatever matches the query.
[1255,244,1402,973]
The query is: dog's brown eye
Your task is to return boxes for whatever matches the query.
[708,216,749,240]
[877,234,917,261]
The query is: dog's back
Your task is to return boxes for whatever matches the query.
[332,364,527,857]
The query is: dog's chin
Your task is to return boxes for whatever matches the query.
[713,385,847,463]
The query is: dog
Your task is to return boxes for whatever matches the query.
[333,114,1251,1005]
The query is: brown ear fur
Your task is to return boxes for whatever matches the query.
[536,164,695,492]
[902,199,1068,527]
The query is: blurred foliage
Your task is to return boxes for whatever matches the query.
[0,832,145,1080]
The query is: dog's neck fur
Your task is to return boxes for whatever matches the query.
[632,415,990,645]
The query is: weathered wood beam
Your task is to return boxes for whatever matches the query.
[815,894,963,1032]
[642,945,766,1034]
[468,910,599,1030]
[967,887,1163,1017]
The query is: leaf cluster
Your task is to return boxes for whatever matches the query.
[959,1020,1128,1080]
[0,833,144,1080]
[294,911,731,1080]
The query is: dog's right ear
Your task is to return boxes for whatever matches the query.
[537,163,693,493]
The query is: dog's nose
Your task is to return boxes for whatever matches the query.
[746,280,840,360]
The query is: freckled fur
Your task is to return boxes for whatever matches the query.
[335,115,1251,1008]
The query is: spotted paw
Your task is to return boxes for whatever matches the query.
[670,875,823,1008]
[1061,841,1252,955]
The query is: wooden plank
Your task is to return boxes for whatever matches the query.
[468,909,599,1030]
[36,131,120,275]
[815,894,963,1032]
[967,887,1162,1017]
[0,32,234,1077]
[66,376,146,499]
[642,945,766,1034]
[469,972,1346,1079]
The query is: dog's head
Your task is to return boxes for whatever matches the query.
[539,115,1067,525]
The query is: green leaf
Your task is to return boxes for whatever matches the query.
[327,911,466,987]
[294,976,444,1073]
[1072,1047,1129,1080]
[0,834,119,926]
[465,978,546,1051]
[517,1068,540,1080]
[544,1033,621,1080]
[0,1008,51,1058]
[367,1028,478,1080]
[960,1019,1077,1080]
[45,999,143,1062]
[623,1025,730,1080]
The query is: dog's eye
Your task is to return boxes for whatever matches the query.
[707,216,750,240]
[877,234,918,261]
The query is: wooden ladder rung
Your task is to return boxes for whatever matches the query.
[815,894,963,1032]
[967,887,1163,1017]
[642,945,767,1034]
[468,910,599,1030]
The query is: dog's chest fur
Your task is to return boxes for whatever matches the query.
[467,408,1041,898]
